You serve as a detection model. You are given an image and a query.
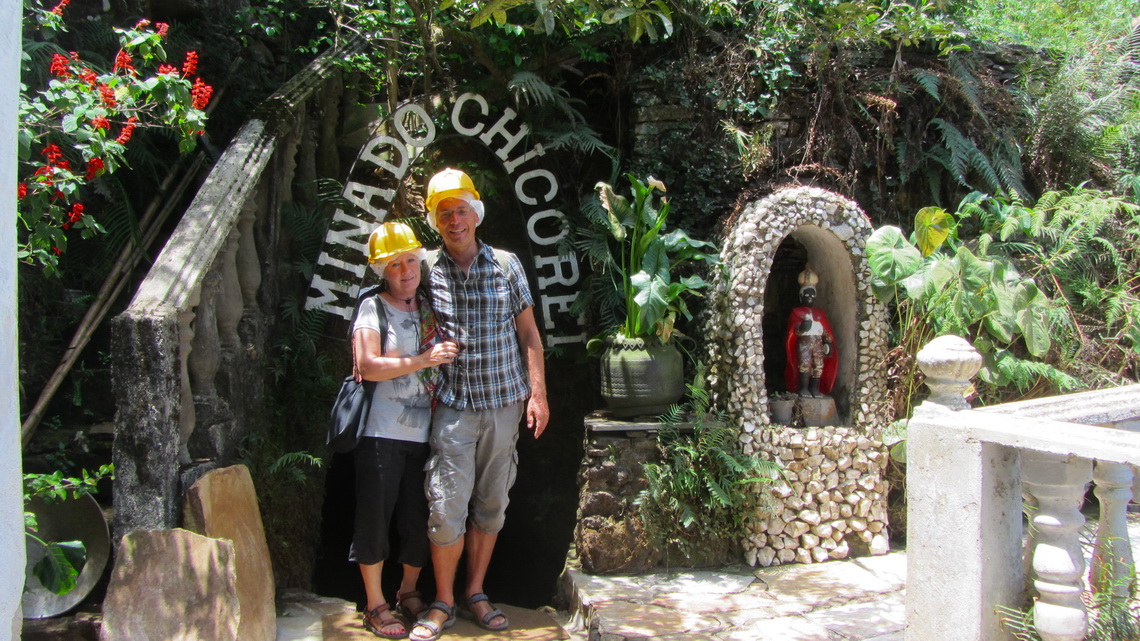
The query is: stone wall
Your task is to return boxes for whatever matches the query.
[746,425,889,567]
[573,419,662,574]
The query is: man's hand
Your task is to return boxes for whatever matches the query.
[527,393,550,438]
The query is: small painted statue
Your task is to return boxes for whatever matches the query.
[784,267,837,398]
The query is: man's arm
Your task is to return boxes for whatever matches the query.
[515,306,549,438]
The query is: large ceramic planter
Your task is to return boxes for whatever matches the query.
[600,336,685,418]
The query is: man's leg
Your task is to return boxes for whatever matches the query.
[463,403,523,628]
[416,539,462,630]
[414,405,477,637]
[464,527,505,627]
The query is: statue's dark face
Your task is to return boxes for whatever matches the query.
[801,288,816,307]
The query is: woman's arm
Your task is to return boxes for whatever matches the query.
[353,328,456,382]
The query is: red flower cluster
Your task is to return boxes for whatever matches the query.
[113,50,135,75]
[116,116,139,144]
[17,183,27,199]
[191,78,213,110]
[98,84,116,107]
[157,64,177,75]
[79,68,97,86]
[182,51,198,77]
[135,19,150,28]
[49,53,71,78]
[156,23,169,37]
[67,203,84,223]
[42,145,64,164]
[86,158,105,180]
[91,115,110,130]
[50,0,70,15]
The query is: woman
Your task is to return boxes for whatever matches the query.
[350,221,458,639]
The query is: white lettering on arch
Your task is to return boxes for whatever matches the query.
[394,103,436,147]
[526,209,567,246]
[514,169,557,206]
[451,92,488,137]
[359,135,410,180]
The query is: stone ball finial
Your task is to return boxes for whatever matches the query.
[916,335,982,410]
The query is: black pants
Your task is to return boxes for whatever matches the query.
[349,437,430,567]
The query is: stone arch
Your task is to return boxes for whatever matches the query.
[707,186,891,451]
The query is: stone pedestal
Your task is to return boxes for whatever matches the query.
[801,397,838,427]
[573,417,663,574]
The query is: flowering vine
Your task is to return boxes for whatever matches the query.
[19,3,215,275]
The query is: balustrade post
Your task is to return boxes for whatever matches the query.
[216,234,243,351]
[1022,452,1093,641]
[1091,461,1134,598]
[187,270,221,403]
[177,293,198,464]
[907,336,1024,641]
[236,197,262,314]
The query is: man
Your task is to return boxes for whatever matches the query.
[784,267,837,398]
[410,168,549,641]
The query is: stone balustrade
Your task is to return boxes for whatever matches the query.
[109,45,353,540]
[905,335,1140,641]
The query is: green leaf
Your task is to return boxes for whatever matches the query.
[866,226,923,289]
[602,6,636,23]
[914,206,953,257]
[1013,282,1051,357]
[32,540,86,595]
[983,274,1016,343]
[61,114,78,133]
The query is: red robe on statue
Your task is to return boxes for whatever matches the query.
[783,306,838,395]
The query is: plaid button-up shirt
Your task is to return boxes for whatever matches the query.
[429,242,533,410]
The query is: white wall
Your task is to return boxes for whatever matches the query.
[2,0,26,636]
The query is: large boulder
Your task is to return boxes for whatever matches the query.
[182,464,276,641]
[100,529,240,641]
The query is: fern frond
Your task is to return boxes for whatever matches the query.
[912,69,942,102]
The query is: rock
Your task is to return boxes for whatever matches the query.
[786,521,810,538]
[757,547,777,567]
[577,517,660,574]
[182,465,276,641]
[580,491,625,518]
[100,529,240,641]
[801,533,820,549]
[795,548,812,564]
[871,533,890,555]
[798,509,822,526]
[831,539,850,559]
[811,546,830,563]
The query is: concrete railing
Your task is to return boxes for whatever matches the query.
[905,335,1140,641]
[109,45,354,540]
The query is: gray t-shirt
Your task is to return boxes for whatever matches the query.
[353,296,431,443]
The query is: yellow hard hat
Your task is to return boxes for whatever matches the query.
[425,168,480,214]
[367,221,422,264]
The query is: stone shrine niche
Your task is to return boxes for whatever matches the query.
[706,186,894,568]
[707,186,891,442]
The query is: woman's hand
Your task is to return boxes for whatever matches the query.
[422,341,458,367]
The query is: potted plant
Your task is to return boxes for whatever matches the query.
[575,175,719,417]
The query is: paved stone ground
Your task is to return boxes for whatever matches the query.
[274,514,1140,641]
[552,512,1140,641]
[557,552,906,641]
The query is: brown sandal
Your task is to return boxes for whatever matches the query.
[363,602,406,640]
[396,590,428,620]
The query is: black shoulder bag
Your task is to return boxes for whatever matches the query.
[326,286,385,453]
